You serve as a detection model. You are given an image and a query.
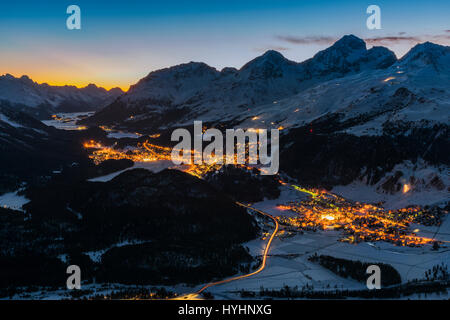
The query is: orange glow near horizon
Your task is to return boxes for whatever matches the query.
[2,72,130,92]
[43,79,130,92]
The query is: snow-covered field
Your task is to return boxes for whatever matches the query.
[0,113,24,128]
[4,170,449,300]
[0,190,29,211]
[42,112,94,130]
[86,163,450,299]
[196,185,450,299]
[332,160,449,210]
[88,160,175,182]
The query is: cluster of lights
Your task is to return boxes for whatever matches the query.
[84,140,174,164]
[83,140,224,177]
[276,188,435,247]
[84,138,270,177]
[83,140,440,248]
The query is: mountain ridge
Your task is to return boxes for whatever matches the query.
[0,74,124,119]
[82,34,449,133]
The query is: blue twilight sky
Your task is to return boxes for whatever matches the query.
[0,0,449,90]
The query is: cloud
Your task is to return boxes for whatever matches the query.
[254,46,289,52]
[275,35,336,45]
[275,34,424,46]
[276,33,450,48]
[364,36,422,45]
[434,35,450,41]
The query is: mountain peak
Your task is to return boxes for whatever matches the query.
[142,61,218,81]
[240,50,295,78]
[261,50,285,60]
[0,74,123,114]
[399,41,450,68]
[108,87,125,95]
[242,50,289,67]
[1,73,16,80]
[17,75,35,86]
[0,74,35,84]
[311,35,367,63]
[305,35,371,75]
[239,51,297,80]
[332,35,366,50]
[402,41,449,59]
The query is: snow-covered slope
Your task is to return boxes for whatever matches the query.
[85,35,405,129]
[80,35,449,196]
[0,102,91,194]
[85,35,449,135]
[0,74,123,118]
[237,41,450,134]
[332,159,449,209]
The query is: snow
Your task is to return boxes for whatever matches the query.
[0,190,29,211]
[191,182,450,298]
[332,160,449,210]
[333,182,448,210]
[88,160,174,182]
[106,131,142,139]
[101,36,449,138]
[42,112,94,130]
[58,254,68,264]
[0,74,123,110]
[85,240,149,263]
[0,113,24,128]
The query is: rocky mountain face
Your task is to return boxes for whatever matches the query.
[280,123,449,190]
[80,35,449,195]
[0,74,123,119]
[82,35,398,129]
[0,102,111,194]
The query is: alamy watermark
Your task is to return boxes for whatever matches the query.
[171,121,279,175]
[66,5,81,30]
[366,265,381,289]
[366,5,381,30]
[66,265,81,290]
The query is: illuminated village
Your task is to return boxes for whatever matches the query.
[83,139,445,249]
[1,3,448,301]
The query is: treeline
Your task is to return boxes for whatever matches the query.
[308,253,401,287]
[96,242,253,285]
[424,263,449,281]
[280,124,449,188]
[0,169,258,293]
[88,287,176,300]
[245,281,449,299]
[204,165,281,202]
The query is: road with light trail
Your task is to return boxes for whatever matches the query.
[173,202,279,300]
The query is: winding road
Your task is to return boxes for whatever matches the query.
[173,202,279,300]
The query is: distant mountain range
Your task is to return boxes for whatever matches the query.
[0,74,123,119]
[2,35,448,135]
[1,34,448,194]
[78,34,449,196]
[81,34,449,136]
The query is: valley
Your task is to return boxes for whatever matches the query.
[0,35,448,300]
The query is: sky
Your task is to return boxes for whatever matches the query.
[1,0,449,91]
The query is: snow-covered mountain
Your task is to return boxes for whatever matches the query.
[0,74,124,119]
[80,35,449,200]
[83,35,449,136]
[0,102,91,193]
[84,35,405,129]
[237,41,450,135]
